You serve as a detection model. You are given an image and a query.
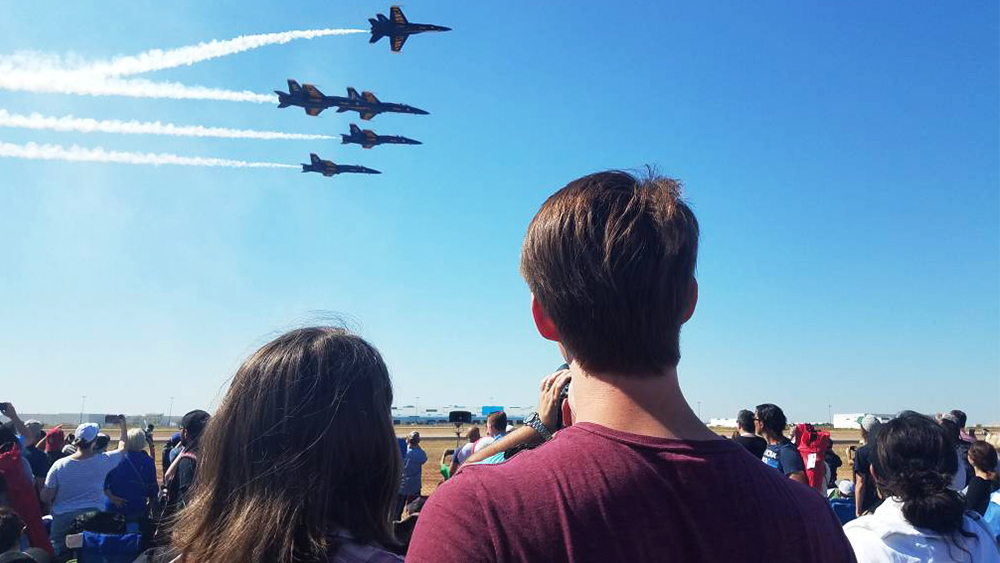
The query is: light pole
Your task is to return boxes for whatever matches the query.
[828,404,832,425]
[167,397,175,427]
[414,397,419,420]
[79,395,86,424]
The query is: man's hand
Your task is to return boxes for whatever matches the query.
[0,402,19,421]
[0,403,29,439]
[538,368,571,433]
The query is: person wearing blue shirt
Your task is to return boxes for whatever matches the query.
[104,429,158,521]
[755,403,808,485]
[395,431,427,520]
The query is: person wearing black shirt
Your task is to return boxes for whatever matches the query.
[731,410,766,459]
[965,440,998,516]
[853,415,882,517]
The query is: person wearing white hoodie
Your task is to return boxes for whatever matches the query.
[844,412,1000,563]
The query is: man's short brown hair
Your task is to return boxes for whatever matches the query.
[487,411,507,433]
[520,170,699,374]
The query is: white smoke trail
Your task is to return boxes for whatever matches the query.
[0,109,334,140]
[0,67,276,103]
[81,28,366,77]
[0,141,297,169]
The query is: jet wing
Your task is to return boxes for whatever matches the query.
[306,107,323,116]
[391,34,408,52]
[391,6,407,24]
[360,112,376,121]
[362,91,380,104]
[362,143,375,149]
[303,84,325,99]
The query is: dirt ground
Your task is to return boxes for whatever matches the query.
[134,424,995,497]
[402,425,871,496]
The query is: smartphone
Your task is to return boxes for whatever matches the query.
[0,402,10,412]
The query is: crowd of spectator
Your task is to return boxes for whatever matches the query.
[1,169,998,562]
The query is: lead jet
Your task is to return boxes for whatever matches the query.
[301,153,381,177]
[275,79,428,120]
[369,6,451,52]
[342,124,421,149]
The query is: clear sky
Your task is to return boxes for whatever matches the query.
[1,1,997,425]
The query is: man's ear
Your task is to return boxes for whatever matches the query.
[681,278,698,324]
[531,295,560,342]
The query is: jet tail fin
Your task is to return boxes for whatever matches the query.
[346,87,361,100]
[287,79,301,95]
[350,124,362,135]
[310,154,321,165]
[275,92,290,108]
[301,164,309,173]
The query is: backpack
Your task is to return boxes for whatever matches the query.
[68,510,127,535]
[794,423,831,493]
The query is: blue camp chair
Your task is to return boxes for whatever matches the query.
[67,532,141,563]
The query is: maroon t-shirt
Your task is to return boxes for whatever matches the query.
[407,422,855,563]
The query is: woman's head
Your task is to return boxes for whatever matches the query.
[872,412,964,534]
[173,327,400,563]
[125,429,148,452]
[968,440,998,473]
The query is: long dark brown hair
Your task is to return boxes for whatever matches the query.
[171,327,401,562]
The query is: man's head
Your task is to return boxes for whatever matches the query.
[466,426,481,443]
[754,404,786,437]
[949,409,967,429]
[486,411,507,437]
[736,410,755,434]
[860,414,882,440]
[0,506,24,553]
[180,410,210,447]
[520,170,699,375]
[24,420,43,445]
[408,431,421,447]
[74,422,100,450]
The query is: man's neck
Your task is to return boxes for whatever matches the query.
[738,430,756,438]
[568,363,718,441]
[763,431,785,446]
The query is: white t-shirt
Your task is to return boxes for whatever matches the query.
[45,450,125,515]
[454,442,475,465]
[844,497,1000,563]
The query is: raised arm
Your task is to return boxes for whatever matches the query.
[0,403,30,441]
[115,416,128,451]
[465,369,571,466]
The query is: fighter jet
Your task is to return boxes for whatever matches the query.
[369,6,451,52]
[275,79,428,120]
[341,124,422,149]
[301,153,381,177]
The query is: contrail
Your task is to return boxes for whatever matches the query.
[0,109,334,140]
[80,28,366,77]
[0,141,297,169]
[0,68,276,103]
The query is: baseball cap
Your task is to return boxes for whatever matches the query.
[75,422,100,443]
[409,431,421,443]
[181,410,210,439]
[860,414,881,433]
[838,480,854,496]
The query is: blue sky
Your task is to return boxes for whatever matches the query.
[1,1,997,425]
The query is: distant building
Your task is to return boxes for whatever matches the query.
[390,405,534,425]
[709,417,738,428]
[833,413,892,429]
